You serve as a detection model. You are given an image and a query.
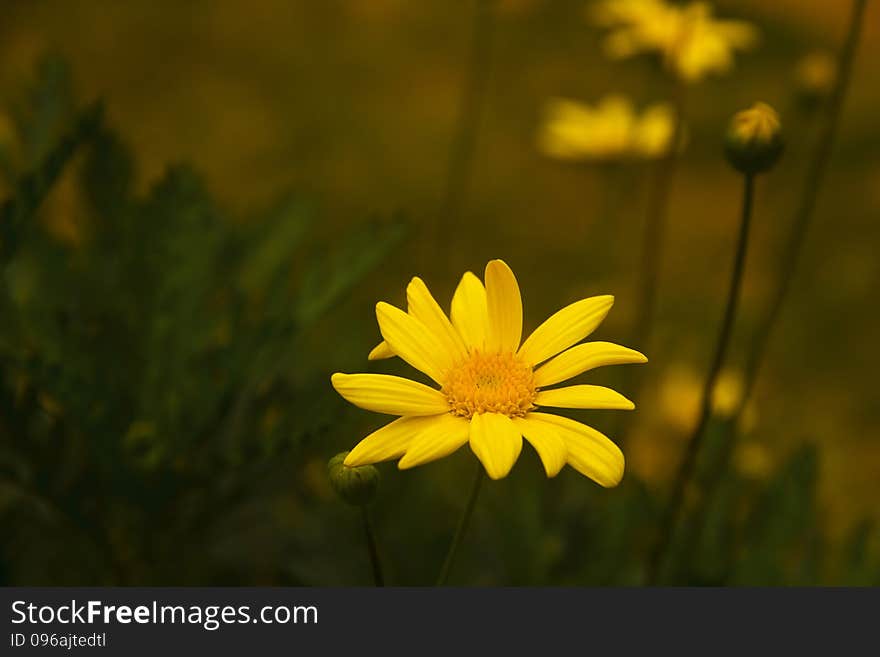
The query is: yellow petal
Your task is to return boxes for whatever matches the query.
[345,415,440,466]
[535,385,634,410]
[526,412,624,487]
[450,271,489,351]
[375,302,452,384]
[485,260,523,353]
[517,295,615,366]
[513,416,567,477]
[406,277,467,363]
[469,412,522,480]
[398,413,471,470]
[331,373,449,416]
[368,340,395,361]
[533,341,647,387]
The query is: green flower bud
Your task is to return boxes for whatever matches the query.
[327,452,379,506]
[724,102,783,175]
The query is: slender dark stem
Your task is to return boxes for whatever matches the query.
[630,159,672,349]
[436,0,496,263]
[595,164,624,244]
[360,506,385,587]
[613,83,686,444]
[645,173,756,585]
[436,465,485,586]
[669,0,869,580]
[629,83,687,354]
[735,0,868,418]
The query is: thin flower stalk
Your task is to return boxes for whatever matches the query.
[361,506,385,587]
[612,82,686,442]
[734,0,868,424]
[437,465,485,585]
[669,0,869,575]
[631,83,686,353]
[646,172,757,584]
[646,99,783,583]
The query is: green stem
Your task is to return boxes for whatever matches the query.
[630,149,675,349]
[645,173,756,585]
[735,0,868,420]
[436,465,485,586]
[631,84,686,349]
[435,0,496,265]
[360,506,385,587]
[672,0,869,580]
[614,82,686,443]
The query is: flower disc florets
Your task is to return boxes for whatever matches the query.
[443,351,537,419]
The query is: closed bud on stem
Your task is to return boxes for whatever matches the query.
[327,452,379,506]
[724,102,783,174]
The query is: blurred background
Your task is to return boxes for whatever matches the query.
[0,0,878,585]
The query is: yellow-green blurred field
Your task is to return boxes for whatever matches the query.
[1,0,878,585]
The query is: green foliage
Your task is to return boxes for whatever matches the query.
[0,104,102,263]
[0,58,405,584]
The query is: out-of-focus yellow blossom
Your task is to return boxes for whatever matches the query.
[632,103,677,157]
[591,0,666,24]
[795,50,836,106]
[591,0,681,57]
[659,365,756,431]
[658,365,702,432]
[590,0,759,83]
[734,441,774,479]
[538,95,676,162]
[711,369,744,418]
[712,368,759,433]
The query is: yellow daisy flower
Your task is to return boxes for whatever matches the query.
[332,260,646,484]
[538,95,676,162]
[591,0,758,83]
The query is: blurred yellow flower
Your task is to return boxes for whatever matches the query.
[734,441,773,479]
[659,364,756,430]
[795,50,836,104]
[711,369,745,417]
[538,95,676,162]
[633,102,678,156]
[590,0,758,83]
[658,365,702,431]
[333,260,647,483]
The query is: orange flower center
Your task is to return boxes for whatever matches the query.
[443,351,537,419]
